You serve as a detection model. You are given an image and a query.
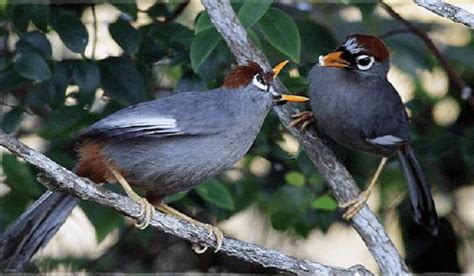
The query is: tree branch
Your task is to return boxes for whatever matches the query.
[413,0,474,28]
[201,0,408,274]
[380,1,474,108]
[0,129,370,275]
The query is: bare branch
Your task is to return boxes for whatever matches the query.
[413,0,474,28]
[0,129,370,275]
[380,1,474,108]
[201,0,408,274]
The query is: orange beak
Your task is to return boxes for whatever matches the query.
[272,60,289,79]
[279,94,309,102]
[319,51,350,68]
[270,60,309,103]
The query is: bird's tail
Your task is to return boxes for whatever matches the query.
[0,190,80,271]
[397,144,439,235]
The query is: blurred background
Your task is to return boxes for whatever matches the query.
[0,0,473,273]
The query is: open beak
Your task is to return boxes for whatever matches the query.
[272,60,289,79]
[318,51,350,68]
[270,60,309,104]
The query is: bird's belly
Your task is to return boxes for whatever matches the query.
[310,89,390,155]
[102,134,254,197]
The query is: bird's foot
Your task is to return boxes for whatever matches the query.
[157,203,224,253]
[340,189,371,220]
[133,197,156,229]
[191,223,224,254]
[108,166,156,229]
[290,111,314,130]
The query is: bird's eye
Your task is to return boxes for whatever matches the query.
[252,74,269,91]
[355,55,375,71]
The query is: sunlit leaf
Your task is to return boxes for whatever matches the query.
[258,8,301,62]
[196,179,235,210]
[190,28,221,72]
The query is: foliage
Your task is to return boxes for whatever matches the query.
[0,0,472,273]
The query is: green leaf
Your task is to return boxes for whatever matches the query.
[237,0,272,28]
[0,57,10,71]
[0,69,25,90]
[11,5,29,33]
[13,52,51,81]
[285,171,305,186]
[0,107,23,133]
[29,4,49,32]
[99,57,148,105]
[112,3,138,20]
[16,31,52,60]
[194,11,213,35]
[163,191,187,204]
[73,60,100,94]
[2,154,42,197]
[311,195,338,211]
[196,179,235,210]
[258,8,301,62]
[109,18,139,56]
[247,28,262,49]
[51,9,89,54]
[190,28,221,72]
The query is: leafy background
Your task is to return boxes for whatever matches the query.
[0,0,473,273]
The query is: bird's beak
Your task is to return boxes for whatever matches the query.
[318,51,350,68]
[270,60,309,104]
[272,60,289,79]
[279,95,309,102]
[273,93,309,105]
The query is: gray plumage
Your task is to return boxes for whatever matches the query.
[81,85,273,198]
[308,62,410,156]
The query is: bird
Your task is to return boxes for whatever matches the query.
[0,61,309,270]
[291,34,439,235]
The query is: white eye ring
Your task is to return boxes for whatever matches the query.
[356,55,375,71]
[252,74,268,91]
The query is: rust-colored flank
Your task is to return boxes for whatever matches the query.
[75,140,122,184]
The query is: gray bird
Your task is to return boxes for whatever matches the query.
[0,61,308,270]
[292,34,439,235]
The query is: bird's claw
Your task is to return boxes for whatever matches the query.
[290,111,314,130]
[192,224,224,254]
[340,190,371,220]
[133,197,156,229]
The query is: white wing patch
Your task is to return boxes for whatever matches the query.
[106,117,177,130]
[367,135,405,146]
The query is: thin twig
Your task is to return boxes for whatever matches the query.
[380,28,412,39]
[380,1,473,107]
[0,129,371,275]
[201,0,408,274]
[413,0,474,28]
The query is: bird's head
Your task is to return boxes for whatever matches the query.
[318,34,390,76]
[223,61,309,104]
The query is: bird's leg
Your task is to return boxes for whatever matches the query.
[155,203,224,254]
[341,157,388,220]
[290,111,314,130]
[108,166,155,229]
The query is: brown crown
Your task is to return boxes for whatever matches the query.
[341,34,390,61]
[223,62,273,88]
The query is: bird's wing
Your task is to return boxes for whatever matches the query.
[78,90,230,140]
[364,80,411,147]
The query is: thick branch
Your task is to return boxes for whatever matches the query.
[201,0,408,274]
[0,129,369,275]
[413,0,474,28]
[381,1,474,108]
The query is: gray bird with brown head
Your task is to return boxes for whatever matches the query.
[0,61,308,270]
[292,34,439,235]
